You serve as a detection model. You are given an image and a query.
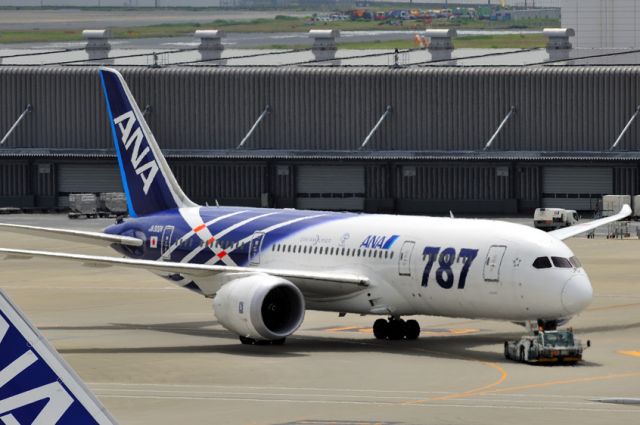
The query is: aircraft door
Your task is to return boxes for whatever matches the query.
[483,245,507,283]
[160,225,175,260]
[398,241,415,276]
[249,231,265,265]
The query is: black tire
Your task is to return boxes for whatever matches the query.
[404,319,420,340]
[373,319,388,340]
[388,319,406,340]
[271,338,286,346]
[239,336,255,345]
[504,342,510,360]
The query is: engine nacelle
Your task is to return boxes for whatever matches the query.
[213,274,305,341]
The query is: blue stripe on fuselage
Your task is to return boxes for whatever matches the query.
[104,206,355,267]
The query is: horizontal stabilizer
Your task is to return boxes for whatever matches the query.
[0,223,143,247]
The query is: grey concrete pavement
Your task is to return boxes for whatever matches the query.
[0,214,638,424]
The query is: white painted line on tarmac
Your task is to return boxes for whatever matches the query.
[94,394,640,413]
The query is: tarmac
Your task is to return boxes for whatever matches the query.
[0,214,639,425]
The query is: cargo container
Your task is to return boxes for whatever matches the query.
[602,195,631,217]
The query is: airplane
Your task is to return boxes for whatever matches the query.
[0,67,632,345]
[0,288,118,424]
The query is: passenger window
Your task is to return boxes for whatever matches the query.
[390,251,394,259]
[532,257,552,269]
[552,257,572,268]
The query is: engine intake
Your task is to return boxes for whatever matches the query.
[213,274,305,340]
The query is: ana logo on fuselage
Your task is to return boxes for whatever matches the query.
[114,110,159,195]
[360,235,399,250]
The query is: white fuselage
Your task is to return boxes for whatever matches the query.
[176,211,592,322]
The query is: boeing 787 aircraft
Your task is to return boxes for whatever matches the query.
[0,68,631,345]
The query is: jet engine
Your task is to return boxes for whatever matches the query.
[213,274,305,342]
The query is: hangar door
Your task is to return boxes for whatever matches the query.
[58,164,123,193]
[542,167,612,211]
[296,165,365,211]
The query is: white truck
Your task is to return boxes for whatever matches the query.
[504,328,590,364]
[533,208,579,231]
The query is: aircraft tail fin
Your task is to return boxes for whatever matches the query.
[99,67,196,217]
[0,289,118,424]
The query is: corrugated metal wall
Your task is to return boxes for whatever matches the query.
[2,66,640,151]
[0,162,28,196]
[516,166,540,201]
[396,164,511,200]
[614,166,639,195]
[171,162,267,204]
[33,163,55,198]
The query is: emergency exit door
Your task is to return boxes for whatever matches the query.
[249,232,265,265]
[483,245,506,282]
[161,225,175,260]
[398,241,415,276]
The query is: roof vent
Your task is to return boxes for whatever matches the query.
[195,30,225,51]
[83,29,111,62]
[425,29,457,50]
[308,29,340,64]
[83,29,111,51]
[543,28,575,50]
[309,29,340,51]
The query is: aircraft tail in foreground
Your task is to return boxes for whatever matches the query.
[99,67,196,217]
[0,289,118,425]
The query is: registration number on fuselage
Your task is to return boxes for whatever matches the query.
[421,247,479,289]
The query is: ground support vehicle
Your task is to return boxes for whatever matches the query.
[504,328,589,364]
[534,208,579,231]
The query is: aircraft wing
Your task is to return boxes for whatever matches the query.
[549,204,632,240]
[0,289,118,424]
[0,223,143,247]
[0,248,369,297]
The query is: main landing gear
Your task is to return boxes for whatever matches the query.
[239,336,286,345]
[373,317,420,340]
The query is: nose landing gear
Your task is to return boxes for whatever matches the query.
[373,317,420,340]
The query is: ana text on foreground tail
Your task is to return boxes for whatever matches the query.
[0,67,632,345]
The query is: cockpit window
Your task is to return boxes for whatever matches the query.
[551,257,572,268]
[532,257,552,269]
[569,256,582,268]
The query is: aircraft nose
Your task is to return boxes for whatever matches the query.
[561,275,593,315]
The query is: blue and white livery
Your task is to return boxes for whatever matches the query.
[0,289,118,424]
[0,67,632,344]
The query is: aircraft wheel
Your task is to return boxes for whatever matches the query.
[373,319,388,340]
[388,319,406,340]
[404,319,421,340]
[239,336,256,345]
[271,338,286,346]
[504,342,510,359]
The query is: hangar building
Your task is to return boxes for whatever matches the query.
[1,30,639,215]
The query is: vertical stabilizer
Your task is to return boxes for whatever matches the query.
[0,289,118,424]
[99,67,196,217]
